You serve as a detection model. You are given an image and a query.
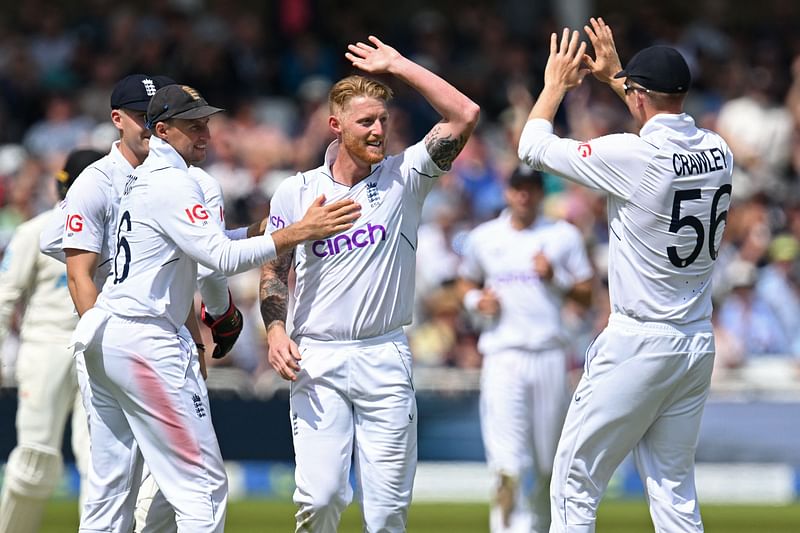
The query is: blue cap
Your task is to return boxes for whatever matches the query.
[110,74,176,111]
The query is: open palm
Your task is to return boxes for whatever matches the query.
[345,35,400,74]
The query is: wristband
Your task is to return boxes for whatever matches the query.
[463,289,483,313]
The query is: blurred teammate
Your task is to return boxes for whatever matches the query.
[0,149,103,533]
[517,19,734,532]
[260,36,479,532]
[458,166,593,533]
[72,84,359,532]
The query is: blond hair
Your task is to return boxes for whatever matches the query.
[328,75,393,115]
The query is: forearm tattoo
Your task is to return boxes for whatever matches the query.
[259,252,292,330]
[424,124,468,171]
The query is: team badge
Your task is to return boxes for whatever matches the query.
[366,181,380,207]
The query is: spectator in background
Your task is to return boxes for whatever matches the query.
[718,259,791,357]
[757,234,800,355]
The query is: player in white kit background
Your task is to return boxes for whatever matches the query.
[517,19,734,532]
[0,149,103,533]
[458,166,593,533]
[71,83,360,533]
[259,36,479,533]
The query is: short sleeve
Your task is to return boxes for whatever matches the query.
[62,168,111,253]
[397,141,446,201]
[458,230,485,283]
[266,173,302,234]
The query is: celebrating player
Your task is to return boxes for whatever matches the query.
[70,84,359,532]
[259,36,479,532]
[0,149,103,533]
[458,166,593,533]
[517,19,734,532]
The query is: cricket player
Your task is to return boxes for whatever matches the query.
[458,166,593,533]
[517,20,734,532]
[72,84,359,532]
[259,36,479,532]
[37,74,266,531]
[0,149,104,533]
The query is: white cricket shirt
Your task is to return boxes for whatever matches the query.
[267,140,445,341]
[94,137,276,329]
[519,113,734,325]
[459,212,593,354]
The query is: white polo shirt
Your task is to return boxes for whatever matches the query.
[519,113,733,325]
[459,212,593,354]
[267,140,445,341]
[94,137,276,329]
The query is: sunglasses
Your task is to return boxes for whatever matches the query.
[623,81,651,95]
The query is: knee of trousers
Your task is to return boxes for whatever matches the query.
[4,443,63,499]
[296,485,348,519]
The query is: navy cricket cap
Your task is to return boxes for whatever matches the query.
[508,165,544,189]
[145,84,224,128]
[110,74,176,111]
[614,46,691,94]
[55,149,104,198]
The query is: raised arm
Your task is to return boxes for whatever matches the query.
[528,29,589,124]
[346,35,480,170]
[583,17,625,101]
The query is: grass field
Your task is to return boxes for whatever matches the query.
[40,499,800,532]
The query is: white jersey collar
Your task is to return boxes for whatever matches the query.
[322,140,382,184]
[109,140,135,173]
[639,113,695,139]
[147,136,190,171]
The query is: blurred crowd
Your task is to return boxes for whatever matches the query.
[1,0,800,389]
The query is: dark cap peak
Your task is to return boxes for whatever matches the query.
[614,45,691,94]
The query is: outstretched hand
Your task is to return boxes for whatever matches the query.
[583,17,623,85]
[300,195,361,240]
[345,35,402,74]
[544,29,590,93]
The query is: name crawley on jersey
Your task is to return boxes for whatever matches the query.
[673,147,728,176]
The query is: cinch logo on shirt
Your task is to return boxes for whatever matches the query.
[312,223,386,258]
[185,204,209,224]
[67,214,83,232]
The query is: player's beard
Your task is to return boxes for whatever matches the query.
[341,129,385,165]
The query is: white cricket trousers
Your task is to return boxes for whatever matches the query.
[550,313,714,533]
[76,312,227,533]
[481,348,568,533]
[291,328,417,533]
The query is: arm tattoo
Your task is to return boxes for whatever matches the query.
[259,252,292,330]
[424,124,468,171]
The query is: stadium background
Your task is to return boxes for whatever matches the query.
[1,0,800,529]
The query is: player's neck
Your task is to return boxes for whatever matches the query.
[117,140,145,169]
[331,153,373,187]
[510,212,536,230]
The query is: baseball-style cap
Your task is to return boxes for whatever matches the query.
[145,84,224,127]
[614,45,691,94]
[110,74,176,111]
[508,165,544,189]
[55,148,105,197]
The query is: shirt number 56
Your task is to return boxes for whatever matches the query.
[667,185,732,268]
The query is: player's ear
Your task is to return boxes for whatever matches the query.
[329,115,342,136]
[110,109,123,131]
[154,121,169,140]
